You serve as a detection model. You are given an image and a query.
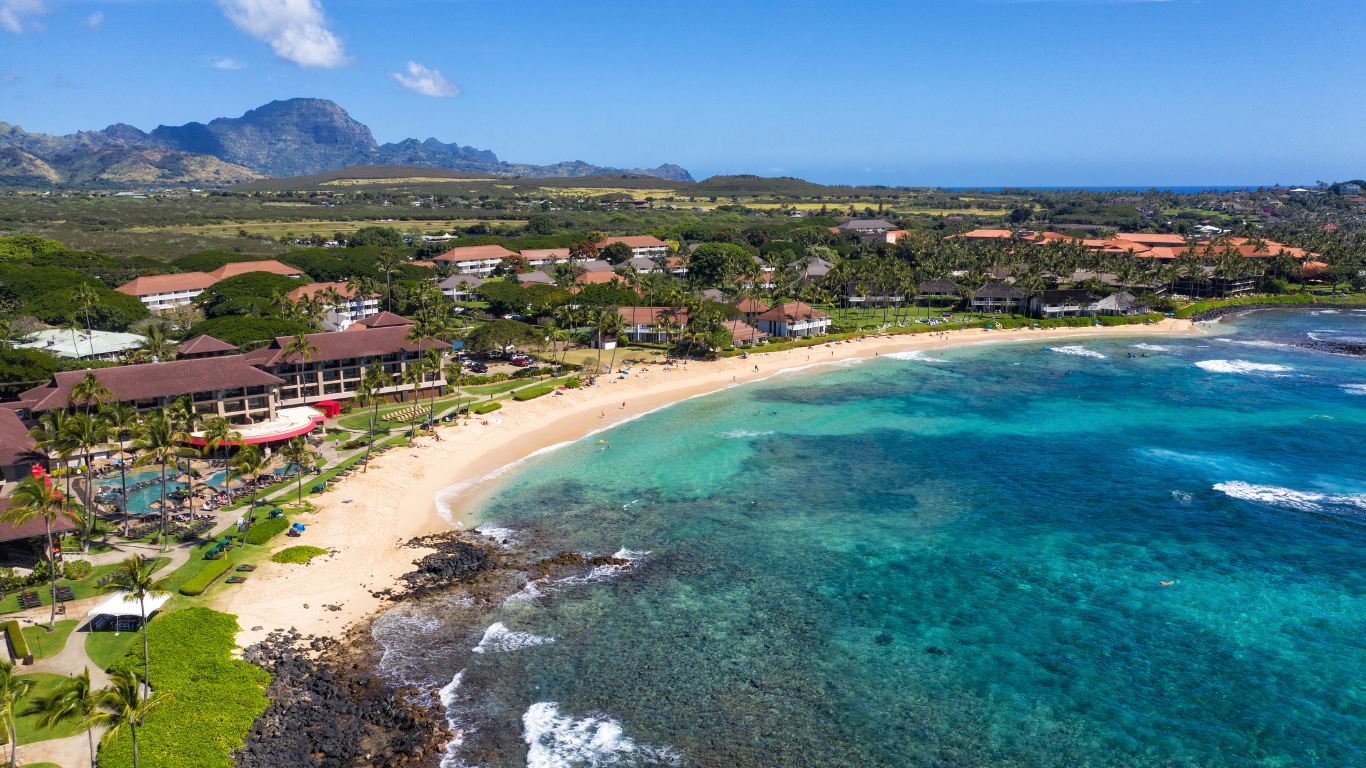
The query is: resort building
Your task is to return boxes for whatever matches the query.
[577,260,615,273]
[115,273,217,312]
[518,272,555,285]
[616,307,687,342]
[730,298,770,322]
[288,282,381,330]
[721,319,769,346]
[792,257,834,280]
[1089,292,1151,316]
[15,329,144,361]
[918,279,959,306]
[433,244,516,276]
[521,249,570,271]
[115,261,305,312]
[0,409,39,485]
[753,302,831,338]
[836,219,896,233]
[596,236,669,259]
[439,274,484,302]
[971,283,1027,314]
[1030,290,1096,318]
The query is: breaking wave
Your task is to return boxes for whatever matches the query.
[1194,360,1292,374]
[1049,346,1106,359]
[471,622,554,654]
[719,429,776,438]
[1131,343,1168,351]
[883,349,947,362]
[1213,481,1366,515]
[522,702,684,768]
[1341,384,1366,395]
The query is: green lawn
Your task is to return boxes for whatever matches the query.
[13,672,85,745]
[22,619,78,660]
[86,628,143,672]
[334,395,477,431]
[0,557,170,617]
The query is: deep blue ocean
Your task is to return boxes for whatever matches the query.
[378,309,1366,768]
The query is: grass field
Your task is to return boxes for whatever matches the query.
[22,619,78,661]
[0,557,170,617]
[13,672,85,745]
[86,628,143,672]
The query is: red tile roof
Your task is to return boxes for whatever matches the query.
[434,244,515,263]
[114,273,215,297]
[348,311,411,329]
[208,261,304,280]
[616,307,687,325]
[176,335,239,356]
[576,271,623,285]
[16,357,284,413]
[730,298,770,314]
[288,282,360,302]
[521,248,571,260]
[754,301,828,322]
[0,409,37,468]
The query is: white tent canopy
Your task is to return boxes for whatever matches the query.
[88,591,170,618]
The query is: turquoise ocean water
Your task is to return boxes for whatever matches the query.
[381,309,1366,768]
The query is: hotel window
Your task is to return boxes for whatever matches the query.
[135,398,158,409]
[281,388,299,400]
[246,385,267,396]
[323,359,341,370]
[249,410,270,422]
[222,387,245,399]
[343,368,359,379]
[223,400,245,413]
[299,373,317,384]
[322,370,341,382]
[192,390,215,402]
[247,396,268,409]
[339,358,358,367]
[301,386,319,398]
[323,383,342,395]
[343,381,359,392]
[194,404,216,415]
[229,415,248,425]
[384,363,401,374]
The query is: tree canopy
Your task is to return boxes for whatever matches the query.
[464,319,537,352]
[690,242,756,287]
[185,316,316,349]
[169,249,266,274]
[195,272,308,318]
[346,226,404,248]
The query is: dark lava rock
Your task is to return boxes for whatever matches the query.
[234,630,451,768]
[875,633,893,646]
[522,551,628,579]
[399,534,494,592]
[925,646,946,655]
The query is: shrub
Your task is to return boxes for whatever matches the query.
[463,373,510,385]
[98,608,270,768]
[63,559,92,580]
[513,384,555,401]
[565,377,582,389]
[271,546,328,564]
[179,558,233,596]
[244,518,290,545]
[471,401,502,414]
[3,620,29,661]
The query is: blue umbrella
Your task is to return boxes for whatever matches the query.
[291,523,305,533]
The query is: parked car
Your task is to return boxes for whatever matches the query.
[510,356,532,367]
[465,362,488,373]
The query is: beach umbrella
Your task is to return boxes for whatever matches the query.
[290,523,305,533]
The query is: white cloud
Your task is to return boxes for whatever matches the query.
[86,10,102,29]
[212,57,248,70]
[0,0,48,34]
[0,73,17,85]
[218,0,346,68]
[390,61,459,97]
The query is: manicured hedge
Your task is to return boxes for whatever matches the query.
[271,546,328,564]
[3,620,29,661]
[244,518,290,545]
[97,608,270,768]
[179,558,233,596]
[512,384,556,401]
[471,401,502,414]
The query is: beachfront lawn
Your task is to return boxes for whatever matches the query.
[86,628,142,672]
[12,673,85,745]
[0,557,171,617]
[97,608,270,768]
[21,619,78,660]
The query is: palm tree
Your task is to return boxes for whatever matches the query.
[58,316,83,359]
[441,359,464,413]
[62,414,114,553]
[0,660,34,768]
[0,319,15,351]
[71,283,101,359]
[99,403,139,534]
[29,409,74,508]
[228,444,268,516]
[130,411,194,549]
[282,333,319,368]
[422,348,445,421]
[4,476,81,630]
[401,365,425,434]
[36,667,99,767]
[360,361,393,467]
[69,371,111,417]
[135,324,176,363]
[87,668,167,768]
[279,437,317,505]
[602,312,626,372]
[165,398,206,529]
[200,417,242,506]
[376,249,402,312]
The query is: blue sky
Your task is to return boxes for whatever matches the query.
[2,0,1364,186]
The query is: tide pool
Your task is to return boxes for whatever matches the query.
[396,309,1366,768]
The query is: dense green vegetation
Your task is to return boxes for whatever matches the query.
[178,558,233,596]
[270,545,328,564]
[99,608,271,768]
[183,315,315,348]
[244,517,290,545]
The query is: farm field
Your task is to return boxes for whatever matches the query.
[127,218,509,238]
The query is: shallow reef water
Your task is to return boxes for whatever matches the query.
[388,309,1366,768]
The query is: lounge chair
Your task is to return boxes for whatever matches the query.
[226,576,247,584]
[236,564,256,572]
[55,585,75,602]
[20,591,41,609]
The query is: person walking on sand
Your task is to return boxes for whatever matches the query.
[600,410,605,418]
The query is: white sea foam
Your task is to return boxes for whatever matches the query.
[1341,384,1366,395]
[1131,343,1168,351]
[1225,339,1294,350]
[506,549,648,605]
[522,702,684,768]
[1050,345,1106,359]
[471,622,554,654]
[1171,491,1192,503]
[718,429,776,438]
[1214,481,1366,514]
[437,671,468,768]
[1317,310,1341,314]
[474,525,519,544]
[772,357,865,376]
[883,349,946,362]
[1194,359,1292,374]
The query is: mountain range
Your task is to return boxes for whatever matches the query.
[0,98,693,187]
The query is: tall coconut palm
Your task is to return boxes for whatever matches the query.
[401,365,425,434]
[71,283,101,359]
[69,371,111,416]
[282,333,319,368]
[99,403,139,535]
[422,348,445,421]
[4,475,82,629]
[0,660,34,768]
[376,249,402,312]
[165,398,206,529]
[441,359,464,413]
[0,319,15,351]
[29,409,74,509]
[36,667,99,767]
[200,417,242,504]
[135,324,176,363]
[62,414,114,552]
[279,437,317,505]
[228,444,268,516]
[360,361,393,467]
[130,410,194,549]
[87,668,167,768]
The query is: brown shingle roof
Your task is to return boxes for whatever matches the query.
[245,326,450,367]
[0,498,79,542]
[16,357,284,413]
[0,409,37,468]
[974,282,1026,299]
[722,319,768,342]
[596,236,668,249]
[114,273,215,297]
[754,302,828,322]
[616,307,687,325]
[349,311,411,329]
[208,261,304,280]
[177,335,239,356]
[730,298,770,314]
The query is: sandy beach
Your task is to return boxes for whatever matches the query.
[219,319,1201,646]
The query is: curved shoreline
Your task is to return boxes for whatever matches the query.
[218,318,1202,648]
